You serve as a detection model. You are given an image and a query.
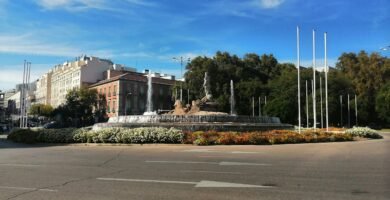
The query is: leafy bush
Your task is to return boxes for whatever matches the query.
[184,129,354,145]
[37,128,77,143]
[345,127,383,139]
[8,127,184,144]
[7,128,40,144]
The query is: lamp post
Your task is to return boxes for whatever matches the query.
[124,92,132,116]
[172,57,191,103]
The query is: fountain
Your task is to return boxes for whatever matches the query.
[93,72,292,131]
[143,71,157,116]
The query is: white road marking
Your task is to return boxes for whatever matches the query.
[183,149,215,153]
[0,186,57,192]
[183,149,262,154]
[0,163,43,167]
[219,162,271,166]
[195,181,274,188]
[145,160,218,164]
[231,151,259,154]
[146,160,271,166]
[97,178,274,188]
[180,170,244,175]
[97,178,197,185]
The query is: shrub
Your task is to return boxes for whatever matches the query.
[185,129,355,145]
[345,127,383,139]
[8,127,184,144]
[36,128,77,143]
[7,128,40,144]
[72,128,92,143]
[87,127,184,144]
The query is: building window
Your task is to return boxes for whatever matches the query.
[108,87,111,97]
[113,85,116,96]
[107,100,110,113]
[140,85,145,95]
[112,101,116,113]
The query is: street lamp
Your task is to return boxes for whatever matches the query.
[124,92,132,116]
[172,56,191,103]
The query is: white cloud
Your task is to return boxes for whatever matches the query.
[116,52,153,58]
[0,64,53,90]
[0,33,118,59]
[257,0,285,9]
[0,34,83,57]
[36,0,155,11]
[124,0,156,7]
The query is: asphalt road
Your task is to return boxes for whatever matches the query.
[0,133,389,200]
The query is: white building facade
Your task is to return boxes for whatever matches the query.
[34,56,113,108]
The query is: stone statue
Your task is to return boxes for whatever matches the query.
[165,71,227,116]
[202,72,212,102]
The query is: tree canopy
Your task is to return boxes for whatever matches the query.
[184,51,389,127]
[52,88,107,127]
[29,104,53,117]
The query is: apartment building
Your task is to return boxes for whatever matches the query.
[48,56,113,107]
[0,91,4,122]
[90,68,176,117]
[35,71,53,105]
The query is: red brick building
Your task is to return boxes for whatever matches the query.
[90,69,177,117]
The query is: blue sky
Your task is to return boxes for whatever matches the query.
[0,0,389,90]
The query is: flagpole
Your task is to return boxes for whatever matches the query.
[306,80,309,128]
[320,76,323,128]
[258,96,261,117]
[348,94,350,128]
[20,60,26,128]
[324,32,329,131]
[297,27,301,133]
[312,29,317,129]
[355,94,358,126]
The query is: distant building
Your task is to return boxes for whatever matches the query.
[89,68,177,117]
[0,91,4,109]
[35,55,114,107]
[0,91,4,122]
[2,89,16,109]
[35,71,53,105]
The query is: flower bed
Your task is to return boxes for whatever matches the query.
[7,127,183,144]
[7,126,382,145]
[184,130,354,145]
[345,127,383,139]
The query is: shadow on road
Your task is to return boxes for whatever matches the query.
[0,135,71,149]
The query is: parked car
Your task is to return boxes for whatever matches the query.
[42,121,62,129]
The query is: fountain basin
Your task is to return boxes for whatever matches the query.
[93,115,293,131]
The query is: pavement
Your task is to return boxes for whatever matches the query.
[0,132,389,200]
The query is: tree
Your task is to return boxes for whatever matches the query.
[336,51,390,125]
[52,88,106,127]
[265,66,297,124]
[376,83,390,126]
[185,51,279,114]
[29,104,53,117]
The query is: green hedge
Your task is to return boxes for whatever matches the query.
[7,127,183,144]
[8,126,382,145]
